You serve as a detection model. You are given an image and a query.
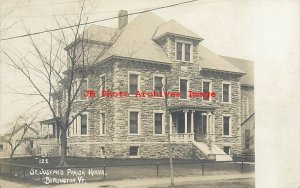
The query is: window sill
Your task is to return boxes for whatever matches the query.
[222,101,232,104]
[222,135,233,138]
[176,60,193,63]
[129,156,141,158]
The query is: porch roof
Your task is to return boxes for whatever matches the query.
[168,104,218,112]
[39,117,61,125]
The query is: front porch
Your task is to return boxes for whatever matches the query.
[169,106,216,144]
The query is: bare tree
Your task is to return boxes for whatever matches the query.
[3,1,133,166]
[3,115,38,160]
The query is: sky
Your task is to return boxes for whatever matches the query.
[0,0,300,187]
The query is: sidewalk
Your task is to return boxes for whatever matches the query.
[0,178,32,188]
[33,173,255,188]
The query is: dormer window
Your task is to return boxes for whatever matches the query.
[176,41,192,62]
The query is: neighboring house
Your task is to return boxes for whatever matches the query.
[0,125,40,159]
[224,56,255,154]
[40,11,255,161]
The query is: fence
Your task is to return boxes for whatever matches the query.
[0,158,254,185]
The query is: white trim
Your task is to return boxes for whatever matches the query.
[175,39,193,63]
[222,81,231,103]
[179,78,189,100]
[128,109,141,135]
[128,71,141,96]
[202,113,207,134]
[202,79,212,102]
[222,114,232,137]
[153,110,165,135]
[153,74,165,98]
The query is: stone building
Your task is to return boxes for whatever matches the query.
[40,11,255,161]
[224,57,255,154]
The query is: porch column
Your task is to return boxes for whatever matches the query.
[207,112,211,135]
[169,113,172,135]
[191,110,194,134]
[212,113,215,142]
[184,110,188,134]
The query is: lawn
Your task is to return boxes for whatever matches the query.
[0,157,254,185]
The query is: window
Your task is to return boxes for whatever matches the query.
[154,76,164,93]
[129,111,140,134]
[245,130,250,149]
[80,79,88,100]
[176,42,192,62]
[100,75,106,93]
[202,114,207,134]
[100,113,105,135]
[176,42,183,60]
[154,112,163,134]
[185,44,191,61]
[223,116,231,136]
[202,81,212,101]
[81,114,88,135]
[29,141,34,148]
[129,146,139,156]
[129,74,139,95]
[242,96,249,122]
[223,146,230,155]
[0,144,3,151]
[71,113,88,136]
[180,79,188,99]
[222,83,231,102]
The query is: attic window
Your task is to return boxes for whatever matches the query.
[176,42,192,62]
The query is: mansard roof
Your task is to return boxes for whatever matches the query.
[153,19,203,41]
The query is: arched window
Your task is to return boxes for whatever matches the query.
[242,96,249,122]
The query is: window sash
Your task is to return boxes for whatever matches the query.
[180,79,188,99]
[154,77,163,92]
[129,74,138,95]
[154,113,163,134]
[100,113,105,135]
[129,112,139,134]
[184,44,191,61]
[81,114,87,135]
[129,146,139,156]
[176,42,183,60]
[203,82,210,100]
[223,116,230,135]
[223,84,230,102]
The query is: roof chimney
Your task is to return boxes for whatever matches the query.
[118,10,128,29]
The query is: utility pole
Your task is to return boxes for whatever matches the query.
[164,74,174,187]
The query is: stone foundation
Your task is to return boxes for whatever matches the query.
[68,142,205,159]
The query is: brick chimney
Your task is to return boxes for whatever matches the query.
[118,10,128,29]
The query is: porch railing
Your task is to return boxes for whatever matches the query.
[171,133,194,143]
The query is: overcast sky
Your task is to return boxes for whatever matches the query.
[1,0,300,187]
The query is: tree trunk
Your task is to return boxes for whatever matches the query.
[58,129,68,166]
[10,148,16,160]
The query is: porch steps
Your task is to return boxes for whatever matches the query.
[192,141,232,161]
